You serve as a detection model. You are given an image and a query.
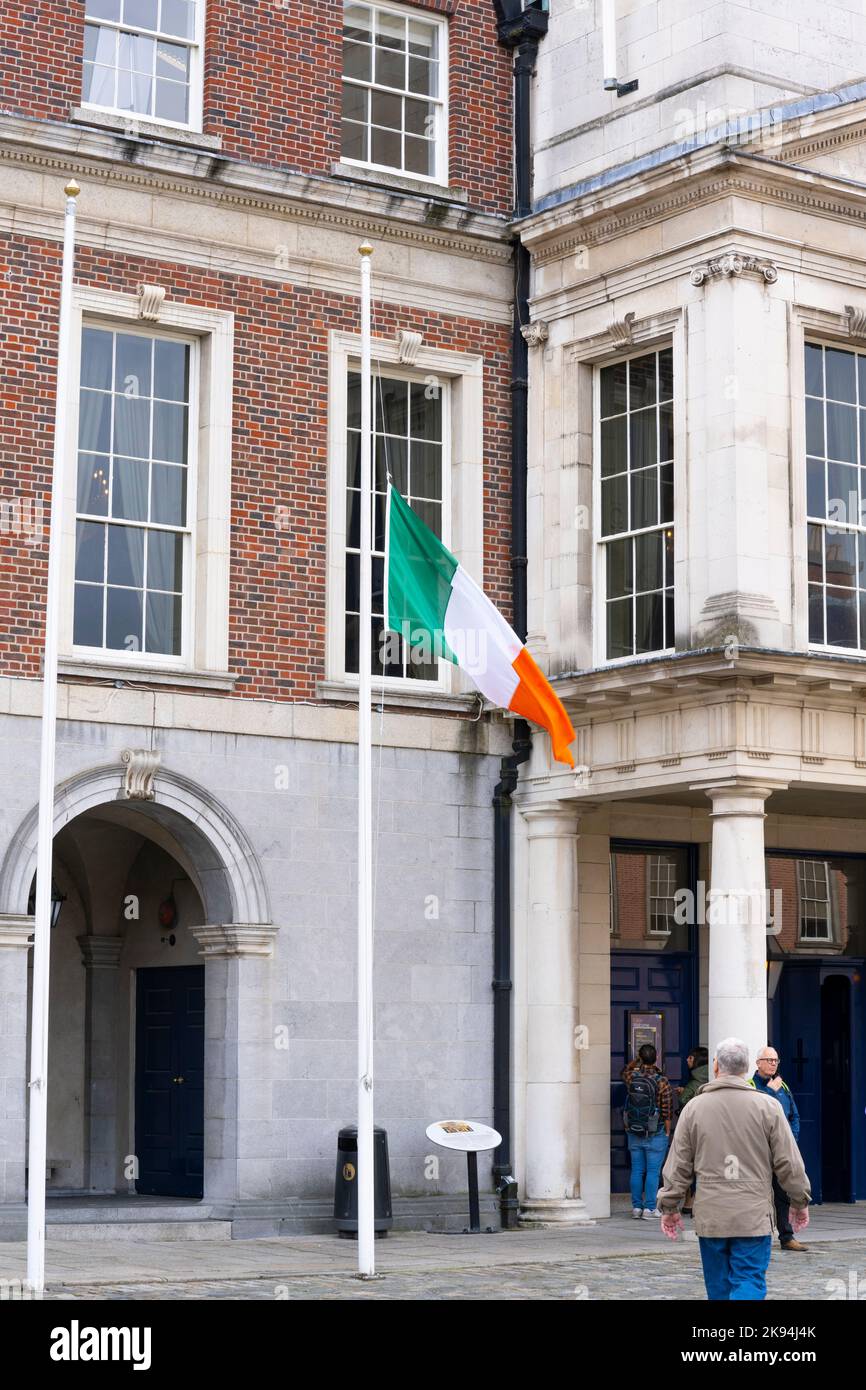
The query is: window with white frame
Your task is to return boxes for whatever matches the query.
[797,858,833,942]
[805,340,866,652]
[341,1,447,182]
[647,853,677,935]
[82,0,202,128]
[74,326,193,659]
[598,347,674,660]
[344,370,446,680]
[63,290,233,682]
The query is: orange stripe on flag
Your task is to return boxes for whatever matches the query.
[508,646,576,767]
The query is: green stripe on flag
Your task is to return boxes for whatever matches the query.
[386,485,459,664]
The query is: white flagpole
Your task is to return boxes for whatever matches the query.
[26,177,80,1295]
[357,240,375,1276]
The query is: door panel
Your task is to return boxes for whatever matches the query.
[135,966,204,1197]
[610,952,692,1192]
[776,963,823,1202]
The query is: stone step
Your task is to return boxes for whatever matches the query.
[45,1204,216,1224]
[45,1220,233,1242]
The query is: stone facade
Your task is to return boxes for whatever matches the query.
[0,0,517,1230]
[513,0,866,1218]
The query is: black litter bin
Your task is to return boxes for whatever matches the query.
[334,1125,393,1238]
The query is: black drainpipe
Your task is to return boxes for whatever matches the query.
[491,0,548,1227]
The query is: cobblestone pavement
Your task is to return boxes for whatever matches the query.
[32,1238,866,1301]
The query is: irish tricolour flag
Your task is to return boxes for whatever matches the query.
[386,486,576,766]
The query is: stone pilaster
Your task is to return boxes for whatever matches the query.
[191,923,278,1203]
[0,916,33,1204]
[78,935,124,1192]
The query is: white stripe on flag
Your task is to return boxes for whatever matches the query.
[444,565,522,708]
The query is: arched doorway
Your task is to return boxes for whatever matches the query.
[0,758,271,1207]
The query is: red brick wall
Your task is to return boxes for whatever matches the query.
[0,2,84,119]
[0,1,513,215]
[0,236,512,698]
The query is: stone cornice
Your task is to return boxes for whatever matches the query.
[553,648,866,713]
[0,113,511,264]
[522,151,866,267]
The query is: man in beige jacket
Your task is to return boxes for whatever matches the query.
[656,1037,810,1300]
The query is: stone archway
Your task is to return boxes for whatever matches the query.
[0,754,274,1209]
[0,755,271,926]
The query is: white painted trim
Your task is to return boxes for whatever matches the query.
[590,333,681,668]
[80,0,205,133]
[64,287,234,678]
[791,316,866,659]
[326,329,484,695]
[341,0,449,187]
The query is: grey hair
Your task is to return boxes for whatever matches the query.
[715,1037,750,1076]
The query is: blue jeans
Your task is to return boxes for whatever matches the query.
[698,1236,772,1300]
[627,1130,668,1209]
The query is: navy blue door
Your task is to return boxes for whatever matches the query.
[135,966,204,1198]
[610,953,693,1192]
[774,960,864,1203]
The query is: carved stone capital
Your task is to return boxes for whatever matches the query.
[191,923,278,959]
[690,254,778,286]
[78,935,124,969]
[121,749,161,801]
[520,320,549,349]
[137,283,167,320]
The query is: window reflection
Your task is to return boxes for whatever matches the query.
[765,855,866,955]
[610,845,690,951]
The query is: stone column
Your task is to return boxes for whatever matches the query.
[698,781,784,1070]
[191,924,278,1204]
[0,916,32,1205]
[519,804,593,1225]
[78,936,124,1193]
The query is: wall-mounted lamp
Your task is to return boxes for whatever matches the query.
[27,877,66,929]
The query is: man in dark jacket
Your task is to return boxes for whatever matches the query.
[750,1046,805,1252]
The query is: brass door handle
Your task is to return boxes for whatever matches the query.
[172,1075,185,1084]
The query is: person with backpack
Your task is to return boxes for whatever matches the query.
[621,1043,673,1219]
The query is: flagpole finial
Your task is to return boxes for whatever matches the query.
[358,240,374,257]
[64,179,81,198]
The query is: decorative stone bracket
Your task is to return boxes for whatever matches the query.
[690,254,778,286]
[396,328,423,363]
[845,304,866,338]
[121,748,161,801]
[609,311,636,346]
[137,284,167,320]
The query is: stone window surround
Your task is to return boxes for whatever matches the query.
[80,0,206,135]
[325,329,484,700]
[566,308,685,671]
[791,303,866,661]
[60,286,234,686]
[340,0,450,189]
